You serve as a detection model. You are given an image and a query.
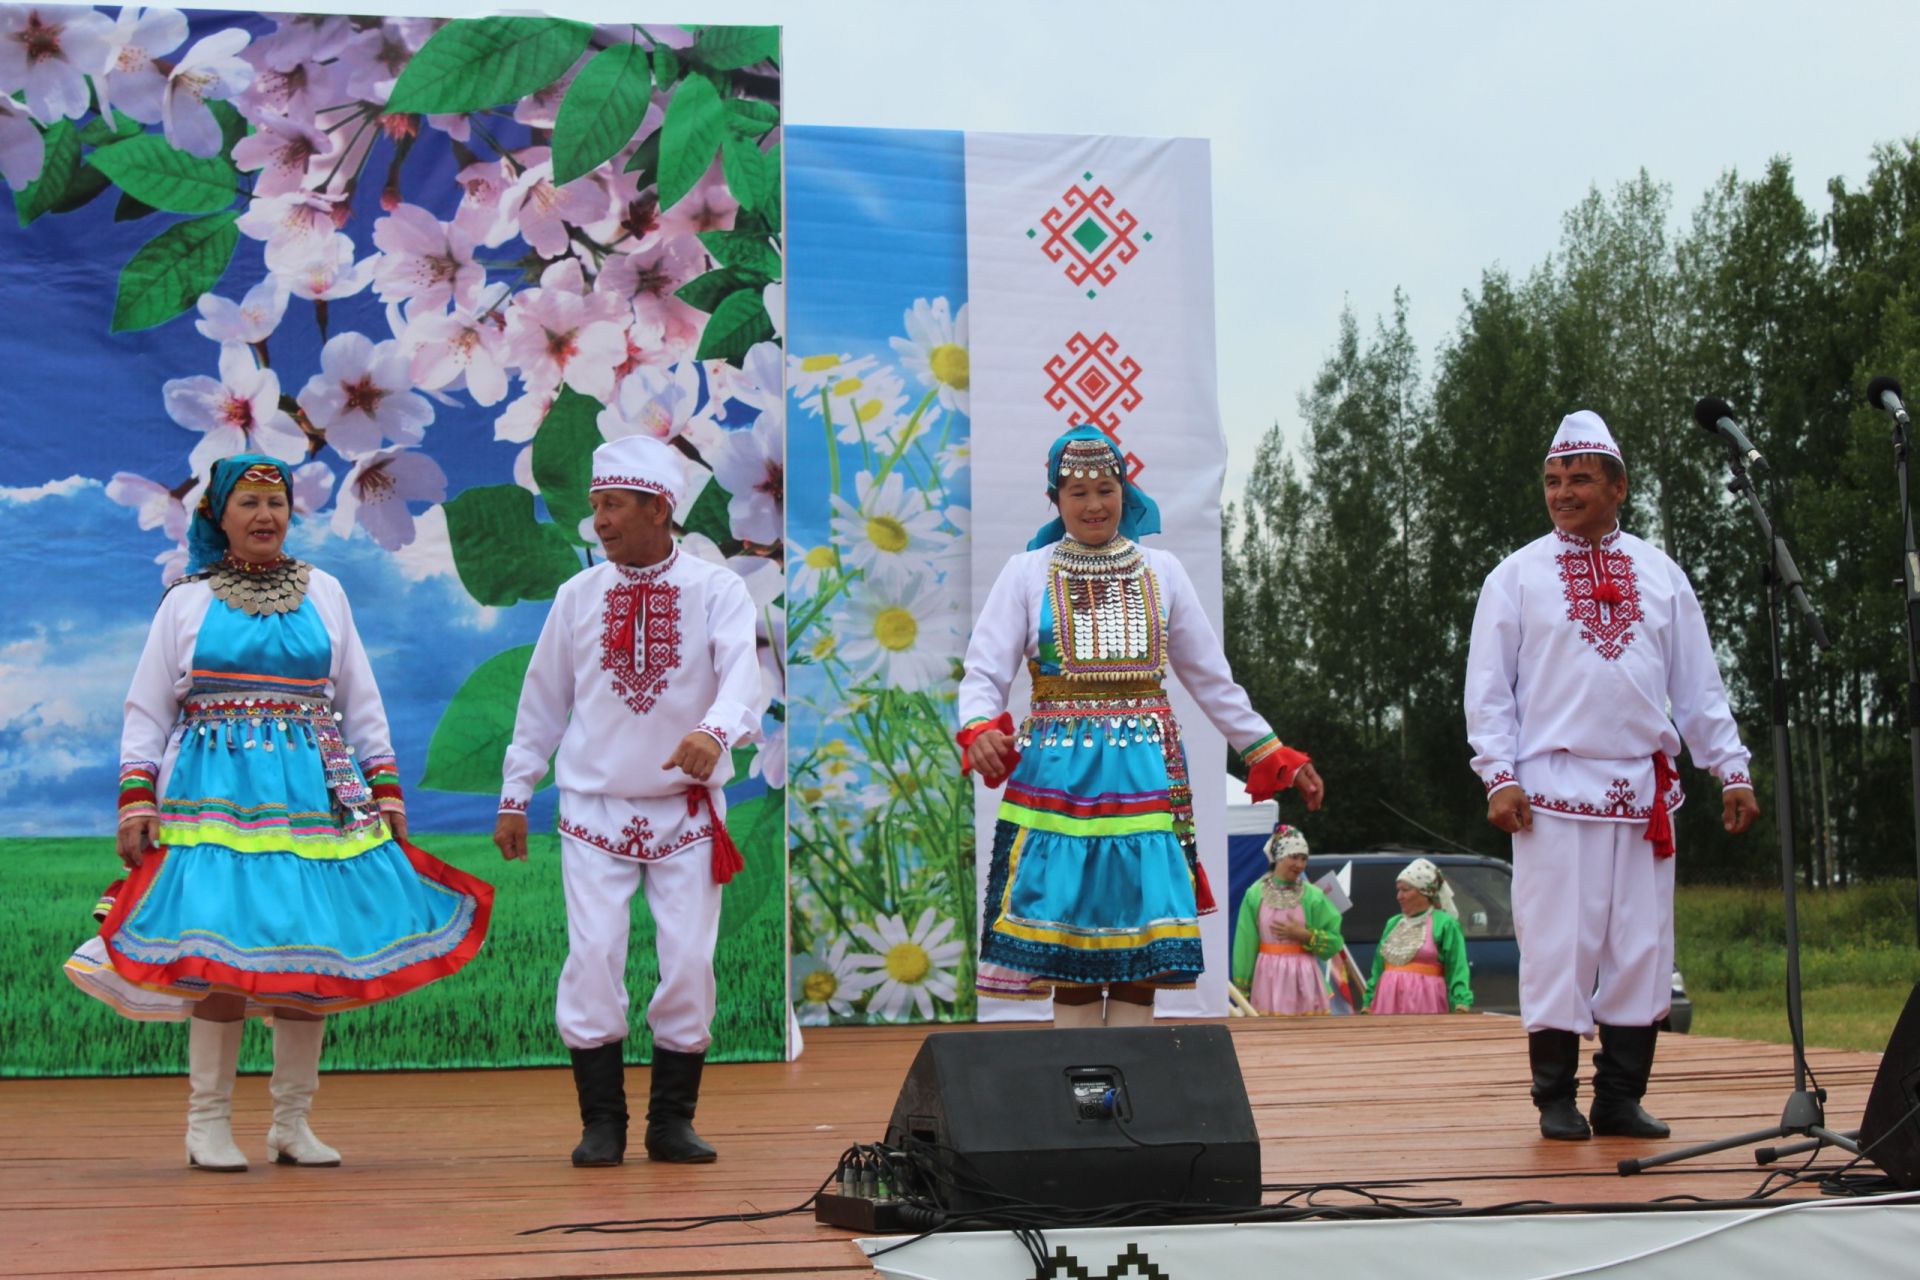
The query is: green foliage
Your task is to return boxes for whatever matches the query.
[442,484,582,605]
[695,287,776,365]
[78,110,142,147]
[720,136,777,213]
[697,227,780,281]
[725,98,779,139]
[676,266,761,314]
[656,73,728,211]
[0,836,787,1075]
[110,210,238,333]
[88,134,237,214]
[683,472,736,545]
[690,25,780,71]
[551,40,652,187]
[717,788,784,938]
[420,645,544,795]
[528,388,602,543]
[387,16,593,115]
[14,120,79,227]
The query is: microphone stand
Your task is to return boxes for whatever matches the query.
[1619,450,1855,1176]
[1886,406,1920,946]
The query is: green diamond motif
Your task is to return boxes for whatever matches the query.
[1071,218,1108,253]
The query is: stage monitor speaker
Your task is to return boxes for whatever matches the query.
[883,1024,1260,1213]
[1860,980,1920,1189]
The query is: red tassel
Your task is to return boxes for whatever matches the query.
[689,789,744,884]
[1193,860,1218,916]
[1592,580,1625,607]
[1645,752,1678,858]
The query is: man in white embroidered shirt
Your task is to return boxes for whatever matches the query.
[494,435,762,1167]
[1465,410,1760,1143]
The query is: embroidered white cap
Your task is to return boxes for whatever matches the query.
[1544,409,1623,467]
[590,435,685,507]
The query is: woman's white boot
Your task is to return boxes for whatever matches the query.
[185,1018,249,1172]
[266,1017,341,1166]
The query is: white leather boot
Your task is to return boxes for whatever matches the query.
[266,1017,341,1166]
[186,1018,249,1172]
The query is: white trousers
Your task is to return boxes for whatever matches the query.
[1511,813,1675,1035]
[556,835,722,1054]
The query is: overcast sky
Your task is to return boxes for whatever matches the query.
[213,0,1920,500]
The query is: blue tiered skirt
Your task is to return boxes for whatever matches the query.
[66,597,490,1019]
[976,676,1207,999]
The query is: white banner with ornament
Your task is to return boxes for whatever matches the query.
[963,132,1231,1019]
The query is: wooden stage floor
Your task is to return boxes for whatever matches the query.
[0,1016,1887,1278]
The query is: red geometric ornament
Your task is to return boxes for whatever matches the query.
[1043,331,1143,436]
[1028,172,1149,299]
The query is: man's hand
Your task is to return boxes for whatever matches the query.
[116,816,159,869]
[1293,761,1325,811]
[966,728,1016,780]
[1724,787,1760,835]
[665,732,723,782]
[494,811,529,861]
[1488,786,1533,835]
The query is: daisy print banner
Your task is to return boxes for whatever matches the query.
[0,8,790,1073]
[785,128,974,1027]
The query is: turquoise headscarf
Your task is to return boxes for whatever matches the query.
[1026,425,1163,551]
[186,454,298,574]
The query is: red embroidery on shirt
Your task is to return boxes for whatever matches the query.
[1528,777,1683,821]
[1485,770,1517,794]
[1724,772,1752,788]
[1556,533,1641,661]
[601,573,683,716]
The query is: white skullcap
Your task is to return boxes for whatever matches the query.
[1265,823,1310,864]
[590,435,685,507]
[1545,410,1623,468]
[1397,857,1458,917]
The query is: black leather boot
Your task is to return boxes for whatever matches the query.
[645,1047,717,1163]
[1590,1024,1670,1138]
[568,1041,628,1167]
[1529,1029,1591,1141]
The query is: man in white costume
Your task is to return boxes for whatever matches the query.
[495,435,762,1166]
[1465,411,1760,1141]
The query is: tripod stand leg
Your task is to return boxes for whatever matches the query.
[1756,1128,1861,1164]
[1618,1126,1789,1176]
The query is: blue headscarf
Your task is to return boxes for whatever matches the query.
[186,454,298,574]
[1026,425,1163,551]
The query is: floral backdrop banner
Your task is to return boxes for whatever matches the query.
[0,7,789,1075]
[785,127,974,1028]
[964,133,1231,1020]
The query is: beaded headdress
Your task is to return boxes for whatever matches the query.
[1027,424,1163,550]
[186,453,297,575]
[1265,823,1310,865]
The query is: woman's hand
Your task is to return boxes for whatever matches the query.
[1274,919,1313,944]
[1293,761,1325,811]
[966,729,1016,780]
[116,816,159,870]
[385,810,409,843]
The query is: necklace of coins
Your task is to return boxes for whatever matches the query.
[1378,911,1430,967]
[205,555,312,616]
[1051,537,1150,665]
[1261,877,1305,913]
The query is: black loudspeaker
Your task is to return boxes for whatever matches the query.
[1860,981,1920,1189]
[883,1024,1260,1212]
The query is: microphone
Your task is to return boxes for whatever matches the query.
[1868,375,1911,425]
[1693,397,1768,472]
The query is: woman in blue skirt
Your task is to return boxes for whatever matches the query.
[957,426,1323,1026]
[66,454,492,1171]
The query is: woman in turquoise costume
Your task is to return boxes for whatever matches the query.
[957,426,1324,1026]
[65,455,492,1172]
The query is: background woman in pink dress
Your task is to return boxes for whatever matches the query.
[1230,825,1343,1014]
[1366,858,1473,1015]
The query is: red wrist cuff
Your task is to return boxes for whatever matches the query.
[1245,746,1311,802]
[956,713,1020,789]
